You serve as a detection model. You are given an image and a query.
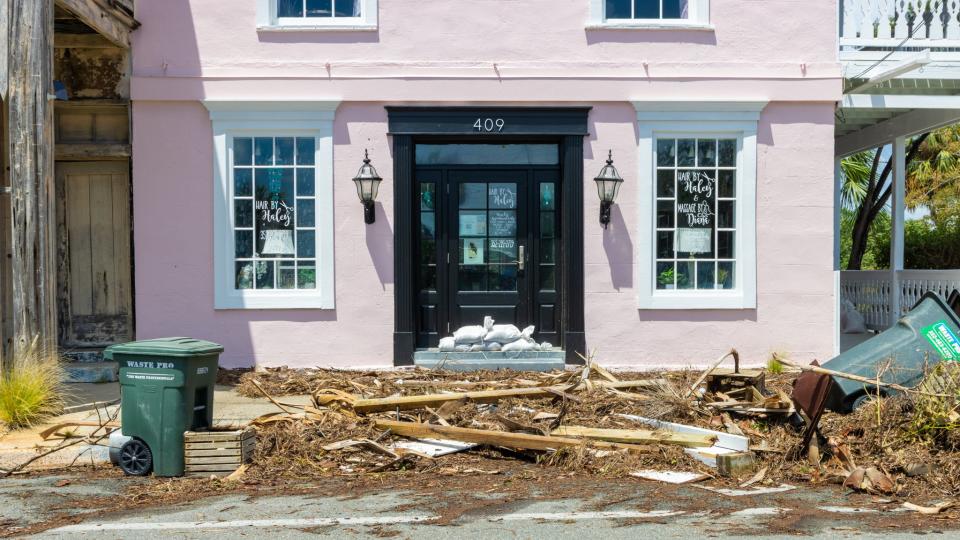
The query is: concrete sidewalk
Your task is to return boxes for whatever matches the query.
[0,385,310,473]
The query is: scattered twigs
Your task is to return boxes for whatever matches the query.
[684,349,739,399]
[777,358,952,398]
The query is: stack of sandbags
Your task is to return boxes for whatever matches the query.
[438,316,552,352]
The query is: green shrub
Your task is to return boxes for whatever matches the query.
[0,345,67,429]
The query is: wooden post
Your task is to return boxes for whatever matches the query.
[7,0,57,356]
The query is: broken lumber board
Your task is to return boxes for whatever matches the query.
[374,420,652,453]
[352,380,666,413]
[550,426,716,448]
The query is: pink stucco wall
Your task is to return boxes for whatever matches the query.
[131,1,842,368]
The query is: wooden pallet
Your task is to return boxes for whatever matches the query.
[184,428,255,477]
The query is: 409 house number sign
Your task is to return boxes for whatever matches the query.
[473,118,505,132]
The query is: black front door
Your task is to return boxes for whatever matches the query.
[414,144,561,348]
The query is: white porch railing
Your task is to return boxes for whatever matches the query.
[840,269,960,330]
[841,0,960,48]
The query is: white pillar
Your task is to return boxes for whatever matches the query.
[891,136,906,324]
[834,157,842,355]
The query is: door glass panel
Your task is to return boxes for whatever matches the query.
[539,183,556,210]
[416,144,559,165]
[418,182,437,291]
[457,181,518,292]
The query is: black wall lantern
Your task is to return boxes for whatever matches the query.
[352,149,382,224]
[594,150,624,228]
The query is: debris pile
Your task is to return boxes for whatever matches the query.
[231,349,960,512]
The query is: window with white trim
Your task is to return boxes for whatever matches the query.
[257,0,377,30]
[634,102,762,310]
[205,101,338,310]
[588,0,710,28]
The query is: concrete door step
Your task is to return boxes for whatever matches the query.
[64,361,118,384]
[413,349,566,372]
[63,349,105,363]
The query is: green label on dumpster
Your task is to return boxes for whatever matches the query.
[921,320,960,361]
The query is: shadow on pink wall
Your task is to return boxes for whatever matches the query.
[603,205,633,290]
[365,202,394,288]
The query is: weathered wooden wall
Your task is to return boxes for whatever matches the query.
[8,0,58,355]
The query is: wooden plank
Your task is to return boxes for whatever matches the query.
[110,167,131,341]
[550,426,716,448]
[0,0,8,101]
[184,448,247,458]
[9,0,57,354]
[185,441,247,450]
[55,144,130,160]
[54,33,119,49]
[185,454,250,465]
[184,464,243,473]
[88,173,115,314]
[353,380,666,413]
[185,429,254,441]
[374,420,653,453]
[54,0,136,48]
[66,171,92,317]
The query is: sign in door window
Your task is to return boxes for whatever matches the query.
[458,182,518,292]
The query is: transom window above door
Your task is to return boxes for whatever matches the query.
[588,0,710,28]
[257,0,377,31]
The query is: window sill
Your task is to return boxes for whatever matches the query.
[257,23,378,32]
[586,21,714,31]
[215,292,335,310]
[639,291,754,310]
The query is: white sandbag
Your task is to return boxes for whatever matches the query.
[840,299,867,334]
[438,337,456,351]
[483,316,495,331]
[520,325,535,340]
[454,344,472,352]
[485,324,522,343]
[501,339,538,352]
[539,342,553,350]
[469,343,484,352]
[454,325,486,344]
[484,341,502,351]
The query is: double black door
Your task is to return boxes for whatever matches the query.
[416,163,560,348]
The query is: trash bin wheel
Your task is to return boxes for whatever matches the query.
[119,438,153,476]
[850,391,883,412]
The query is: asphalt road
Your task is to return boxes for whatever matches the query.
[4,472,960,539]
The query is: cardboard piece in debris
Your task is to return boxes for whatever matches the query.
[630,470,709,484]
[618,414,749,468]
[697,484,796,497]
[392,438,477,457]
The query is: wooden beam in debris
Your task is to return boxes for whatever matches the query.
[54,0,139,49]
[374,420,653,453]
[352,379,667,413]
[8,0,58,354]
[550,426,716,448]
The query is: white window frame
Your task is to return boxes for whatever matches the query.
[256,0,377,31]
[587,0,711,30]
[204,100,340,310]
[633,101,765,310]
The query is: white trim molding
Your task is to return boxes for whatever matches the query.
[587,0,711,30]
[203,100,340,310]
[256,0,378,31]
[633,100,762,310]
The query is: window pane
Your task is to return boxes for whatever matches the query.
[305,0,331,16]
[459,183,486,209]
[297,230,316,258]
[296,137,315,165]
[697,139,716,167]
[718,231,735,259]
[539,240,555,264]
[278,261,297,289]
[297,168,315,197]
[489,238,517,264]
[416,144,559,165]
[657,200,674,228]
[719,139,737,167]
[334,0,360,16]
[656,231,674,259]
[458,265,486,291]
[656,261,674,289]
[718,261,735,289]
[298,262,316,289]
[297,199,315,227]
[255,169,295,258]
[235,200,253,227]
[657,139,676,167]
[677,139,696,167]
[420,183,436,211]
[697,261,716,290]
[275,137,295,165]
[663,0,688,18]
[234,138,252,165]
[235,230,253,259]
[460,239,485,265]
[539,265,556,291]
[459,211,487,237]
[635,0,659,18]
[540,212,555,238]
[236,261,254,289]
[234,168,252,197]
[489,211,517,237]
[677,261,695,290]
[540,183,556,210]
[717,200,735,229]
[491,265,518,292]
[278,0,303,17]
[718,170,736,198]
[657,169,675,197]
[606,0,631,18]
[254,137,273,165]
[489,183,517,209]
[421,265,437,291]
[255,261,275,289]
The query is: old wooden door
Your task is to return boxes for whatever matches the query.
[56,161,132,348]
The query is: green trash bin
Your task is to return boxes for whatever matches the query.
[104,337,223,477]
[824,292,960,412]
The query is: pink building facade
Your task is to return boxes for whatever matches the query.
[130,0,842,368]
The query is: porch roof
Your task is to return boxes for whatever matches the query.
[836,92,960,157]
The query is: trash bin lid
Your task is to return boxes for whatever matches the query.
[104,337,224,359]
